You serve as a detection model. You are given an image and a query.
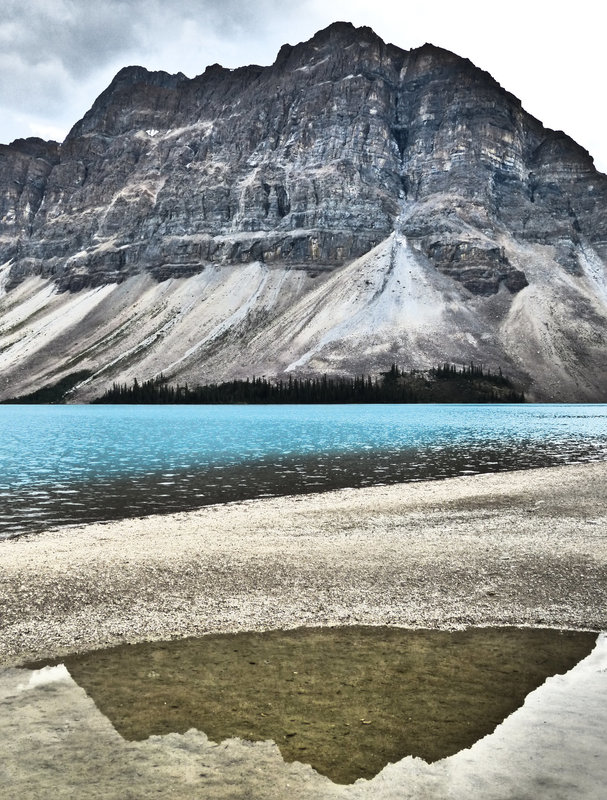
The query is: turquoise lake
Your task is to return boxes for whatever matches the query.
[1,404,606,538]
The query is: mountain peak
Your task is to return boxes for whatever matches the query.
[274,20,390,66]
[310,20,374,39]
[108,65,187,91]
[66,65,188,139]
[0,24,605,402]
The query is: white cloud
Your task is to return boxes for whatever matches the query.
[28,122,70,142]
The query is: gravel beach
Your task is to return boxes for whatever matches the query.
[1,461,606,667]
[2,461,607,799]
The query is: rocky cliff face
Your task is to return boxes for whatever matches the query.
[1,22,606,401]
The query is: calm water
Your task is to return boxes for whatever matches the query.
[48,627,594,784]
[1,404,606,538]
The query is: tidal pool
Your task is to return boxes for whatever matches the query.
[41,626,596,784]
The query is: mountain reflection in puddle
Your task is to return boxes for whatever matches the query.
[47,626,595,785]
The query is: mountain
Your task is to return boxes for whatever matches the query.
[1,21,606,402]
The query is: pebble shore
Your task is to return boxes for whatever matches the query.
[1,461,606,667]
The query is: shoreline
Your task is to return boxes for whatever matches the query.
[1,460,606,667]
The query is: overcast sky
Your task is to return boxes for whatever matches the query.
[1,0,605,173]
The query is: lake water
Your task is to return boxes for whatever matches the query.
[1,404,606,538]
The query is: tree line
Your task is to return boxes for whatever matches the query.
[93,363,525,404]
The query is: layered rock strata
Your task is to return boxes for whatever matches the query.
[0,22,606,400]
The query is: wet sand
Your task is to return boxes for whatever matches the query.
[1,461,606,667]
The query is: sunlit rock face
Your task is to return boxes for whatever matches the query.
[0,22,606,401]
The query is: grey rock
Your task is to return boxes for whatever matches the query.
[0,22,606,400]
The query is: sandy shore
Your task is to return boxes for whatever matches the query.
[1,461,606,667]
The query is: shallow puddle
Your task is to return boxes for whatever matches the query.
[45,627,595,784]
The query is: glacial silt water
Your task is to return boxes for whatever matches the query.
[1,403,606,537]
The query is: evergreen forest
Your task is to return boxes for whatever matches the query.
[92,363,525,404]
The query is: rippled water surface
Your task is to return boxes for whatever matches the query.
[1,404,606,538]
